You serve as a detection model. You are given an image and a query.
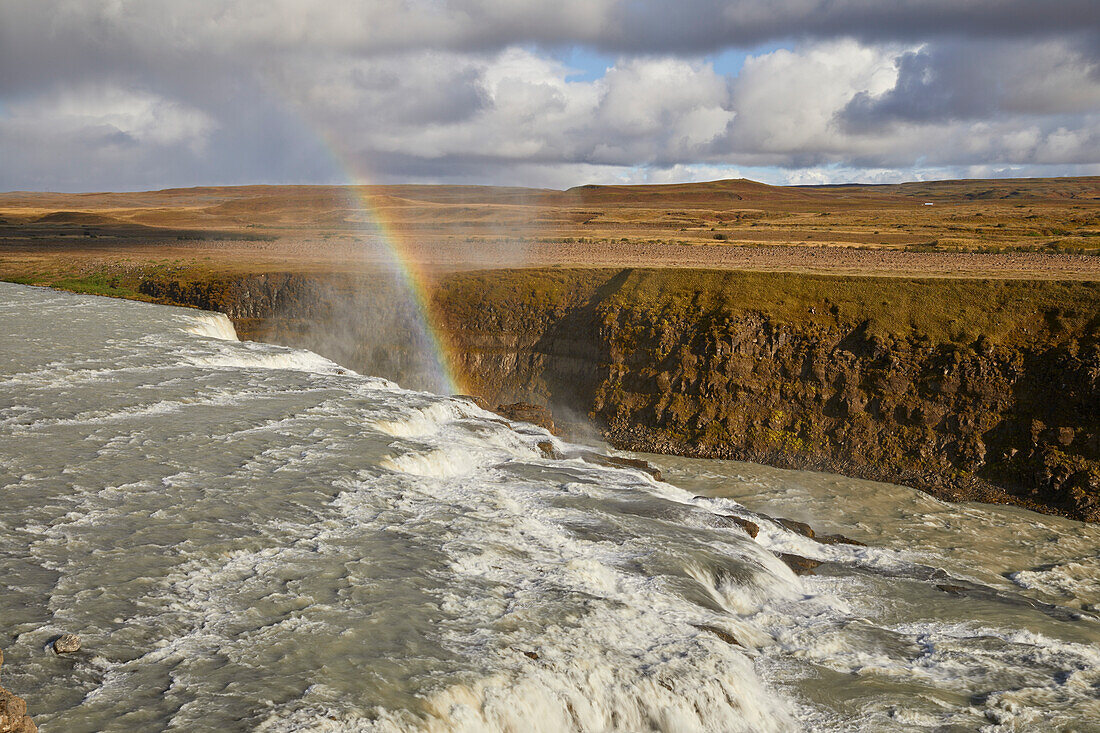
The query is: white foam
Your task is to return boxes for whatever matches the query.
[683,555,804,616]
[369,402,467,438]
[182,312,239,341]
[296,466,804,733]
[185,346,347,374]
[378,446,484,477]
[364,641,792,733]
[1009,556,1100,608]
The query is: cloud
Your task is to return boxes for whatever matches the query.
[276,49,734,170]
[4,1,1095,61]
[0,1,1097,189]
[7,85,215,150]
[709,39,1100,171]
[722,40,904,164]
[0,84,219,189]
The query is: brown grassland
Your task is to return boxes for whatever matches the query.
[1,177,1098,291]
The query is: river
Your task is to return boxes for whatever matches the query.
[0,282,1097,732]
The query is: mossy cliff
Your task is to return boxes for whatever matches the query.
[27,266,1100,521]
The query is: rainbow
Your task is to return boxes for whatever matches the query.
[346,183,464,396]
[309,131,464,396]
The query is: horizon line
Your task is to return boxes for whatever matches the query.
[3,173,1098,197]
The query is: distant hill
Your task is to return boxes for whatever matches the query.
[804,177,1100,202]
[1,176,1096,231]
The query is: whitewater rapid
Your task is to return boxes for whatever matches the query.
[0,283,1097,732]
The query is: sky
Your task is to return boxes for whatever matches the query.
[1,0,1098,191]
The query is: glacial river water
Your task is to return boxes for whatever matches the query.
[0,282,1097,732]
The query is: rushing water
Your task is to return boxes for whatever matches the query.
[0,282,1097,732]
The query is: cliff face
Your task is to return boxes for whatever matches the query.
[434,269,1100,521]
[139,268,1100,521]
[591,301,1099,519]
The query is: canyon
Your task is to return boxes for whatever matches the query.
[133,267,1100,522]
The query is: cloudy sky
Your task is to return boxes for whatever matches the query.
[1,0,1098,191]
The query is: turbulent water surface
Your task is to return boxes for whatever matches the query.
[0,282,1097,732]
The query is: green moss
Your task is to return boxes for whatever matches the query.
[47,273,144,299]
[764,426,810,453]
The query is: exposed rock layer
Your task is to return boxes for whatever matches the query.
[138,268,1100,521]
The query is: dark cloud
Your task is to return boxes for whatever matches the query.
[841,40,1100,131]
[613,0,1099,53]
[6,0,1091,59]
[842,49,996,129]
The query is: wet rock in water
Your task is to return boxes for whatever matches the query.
[577,451,663,481]
[52,634,80,654]
[937,584,968,595]
[777,553,822,576]
[0,652,37,733]
[494,402,557,433]
[521,650,539,660]
[536,440,562,459]
[815,534,866,547]
[775,518,815,538]
[716,514,760,539]
[693,624,743,647]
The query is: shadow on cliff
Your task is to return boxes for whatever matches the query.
[531,268,634,432]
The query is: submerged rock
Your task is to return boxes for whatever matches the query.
[693,624,743,647]
[494,402,557,433]
[0,690,35,733]
[775,518,815,538]
[936,584,968,595]
[536,440,562,459]
[760,513,864,546]
[52,634,80,654]
[815,534,866,547]
[777,553,822,576]
[577,451,663,481]
[716,514,760,538]
[452,394,491,410]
